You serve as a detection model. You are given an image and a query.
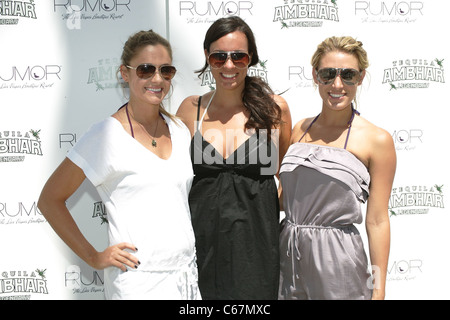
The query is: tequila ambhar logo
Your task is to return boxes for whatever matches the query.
[389,184,444,217]
[92,201,108,225]
[200,59,269,89]
[87,58,123,91]
[179,1,254,23]
[0,0,37,25]
[0,129,43,163]
[274,0,339,29]
[384,58,445,90]
[0,268,48,299]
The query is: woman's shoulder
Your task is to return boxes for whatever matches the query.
[272,93,286,104]
[354,115,394,147]
[175,95,199,132]
[177,92,215,112]
[351,115,395,167]
[82,117,119,138]
[290,116,316,143]
[351,114,396,175]
[178,94,200,108]
[272,94,290,112]
[176,92,215,133]
[176,94,204,118]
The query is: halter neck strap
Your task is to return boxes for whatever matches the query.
[344,107,359,149]
[298,106,359,150]
[125,103,135,138]
[197,91,216,132]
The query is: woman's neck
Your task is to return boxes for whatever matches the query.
[212,87,245,112]
[318,104,354,127]
[127,100,160,126]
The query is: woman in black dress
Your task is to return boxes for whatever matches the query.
[177,16,291,299]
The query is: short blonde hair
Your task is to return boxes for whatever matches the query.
[311,36,369,71]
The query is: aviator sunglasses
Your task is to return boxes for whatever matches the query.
[315,68,362,86]
[126,64,177,80]
[208,51,251,69]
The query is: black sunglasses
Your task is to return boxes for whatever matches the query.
[126,64,177,80]
[208,51,250,69]
[316,68,362,86]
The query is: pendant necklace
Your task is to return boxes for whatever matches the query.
[125,103,161,148]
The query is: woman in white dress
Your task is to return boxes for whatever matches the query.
[38,30,200,300]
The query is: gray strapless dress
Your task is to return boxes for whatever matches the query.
[278,143,373,300]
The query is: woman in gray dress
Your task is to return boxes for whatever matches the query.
[278,36,396,300]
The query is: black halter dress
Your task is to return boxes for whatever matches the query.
[188,93,280,300]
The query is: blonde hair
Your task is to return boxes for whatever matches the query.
[311,36,369,71]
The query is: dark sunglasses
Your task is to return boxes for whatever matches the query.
[208,51,250,69]
[126,64,177,80]
[316,68,362,86]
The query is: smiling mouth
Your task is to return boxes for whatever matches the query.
[329,93,345,98]
[221,73,237,79]
[146,87,162,93]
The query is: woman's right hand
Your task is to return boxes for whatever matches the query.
[38,159,142,273]
[91,243,140,272]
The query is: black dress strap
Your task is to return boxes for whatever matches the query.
[196,96,202,131]
[117,102,128,111]
[197,96,202,121]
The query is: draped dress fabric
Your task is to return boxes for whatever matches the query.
[279,112,373,300]
[188,94,280,299]
[67,115,200,300]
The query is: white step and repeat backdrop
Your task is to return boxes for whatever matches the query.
[1,0,448,300]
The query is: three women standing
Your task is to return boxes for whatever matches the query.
[39,21,394,301]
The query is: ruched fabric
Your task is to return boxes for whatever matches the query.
[279,143,373,300]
